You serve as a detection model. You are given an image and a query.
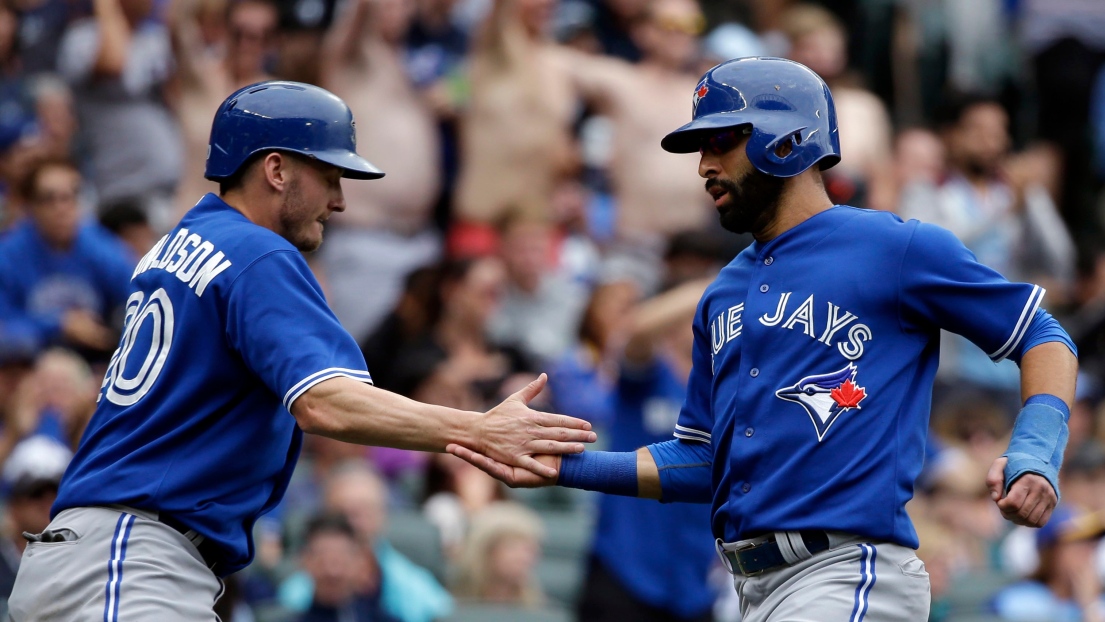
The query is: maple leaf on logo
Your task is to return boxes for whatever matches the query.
[696,84,709,99]
[830,379,866,409]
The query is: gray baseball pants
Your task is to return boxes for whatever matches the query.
[732,534,930,622]
[8,506,223,621]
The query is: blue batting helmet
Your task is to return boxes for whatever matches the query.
[661,57,840,178]
[204,81,384,181]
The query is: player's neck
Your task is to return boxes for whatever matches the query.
[755,173,834,242]
[220,190,280,233]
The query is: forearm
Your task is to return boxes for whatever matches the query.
[292,377,479,452]
[1019,341,1077,407]
[557,440,712,503]
[624,279,710,364]
[93,0,131,76]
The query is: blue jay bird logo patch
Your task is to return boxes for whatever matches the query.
[775,363,867,441]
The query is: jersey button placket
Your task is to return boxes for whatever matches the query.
[749,368,759,377]
[741,483,751,493]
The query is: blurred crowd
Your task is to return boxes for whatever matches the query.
[1,0,1105,619]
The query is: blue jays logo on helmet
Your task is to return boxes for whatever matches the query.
[661,57,841,178]
[692,80,709,115]
[775,363,867,441]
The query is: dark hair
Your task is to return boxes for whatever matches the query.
[98,199,149,233]
[21,157,78,201]
[933,92,1005,131]
[302,512,356,545]
[217,151,271,195]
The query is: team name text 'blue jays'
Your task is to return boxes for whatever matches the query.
[710,292,872,361]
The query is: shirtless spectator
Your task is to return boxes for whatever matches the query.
[320,0,443,341]
[570,0,711,246]
[169,0,279,218]
[453,0,577,227]
[57,0,182,231]
[779,3,893,210]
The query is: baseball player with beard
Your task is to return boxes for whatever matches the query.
[449,57,1079,621]
[6,81,596,621]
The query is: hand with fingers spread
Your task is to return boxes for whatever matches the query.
[987,457,1058,528]
[464,374,594,480]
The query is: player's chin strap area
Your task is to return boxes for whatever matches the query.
[1002,394,1070,500]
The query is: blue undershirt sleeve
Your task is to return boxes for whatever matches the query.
[1006,308,1077,364]
[647,439,713,504]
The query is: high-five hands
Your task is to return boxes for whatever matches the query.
[461,374,592,481]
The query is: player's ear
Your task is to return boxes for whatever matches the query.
[261,152,290,192]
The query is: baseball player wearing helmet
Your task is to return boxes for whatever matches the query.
[451,58,1079,621]
[6,82,596,621]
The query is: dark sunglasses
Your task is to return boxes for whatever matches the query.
[699,127,752,156]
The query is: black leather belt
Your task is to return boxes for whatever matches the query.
[159,514,221,571]
[719,531,831,577]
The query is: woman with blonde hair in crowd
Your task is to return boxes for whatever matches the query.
[451,501,545,607]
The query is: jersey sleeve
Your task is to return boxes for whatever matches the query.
[225,250,372,412]
[899,222,1045,362]
[673,297,713,444]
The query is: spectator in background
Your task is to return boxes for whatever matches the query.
[405,0,470,117]
[487,212,588,364]
[291,513,400,622]
[26,76,78,164]
[886,127,945,214]
[451,501,545,607]
[11,0,73,76]
[320,0,442,342]
[0,159,133,360]
[98,199,157,258]
[1018,0,1105,248]
[453,0,577,228]
[359,265,445,393]
[321,463,454,622]
[387,257,531,404]
[547,276,639,426]
[570,0,712,250]
[576,277,717,622]
[900,94,1076,397]
[0,435,72,618]
[57,0,182,232]
[779,3,893,210]
[10,348,97,450]
[582,0,646,62]
[992,505,1105,622]
[170,0,279,219]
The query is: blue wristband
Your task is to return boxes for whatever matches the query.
[1002,394,1070,499]
[558,451,638,497]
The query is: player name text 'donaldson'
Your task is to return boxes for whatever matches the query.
[132,228,233,297]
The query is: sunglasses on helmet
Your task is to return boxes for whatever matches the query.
[698,126,752,156]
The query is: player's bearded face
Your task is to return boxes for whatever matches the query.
[707,167,785,236]
[278,177,324,252]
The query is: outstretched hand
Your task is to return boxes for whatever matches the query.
[467,373,595,479]
[986,457,1057,528]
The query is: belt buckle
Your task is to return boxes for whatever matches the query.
[733,542,767,577]
[716,537,769,577]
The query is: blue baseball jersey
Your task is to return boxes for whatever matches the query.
[676,206,1044,548]
[53,194,372,576]
[592,357,716,618]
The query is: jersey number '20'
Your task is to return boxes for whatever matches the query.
[100,289,175,406]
